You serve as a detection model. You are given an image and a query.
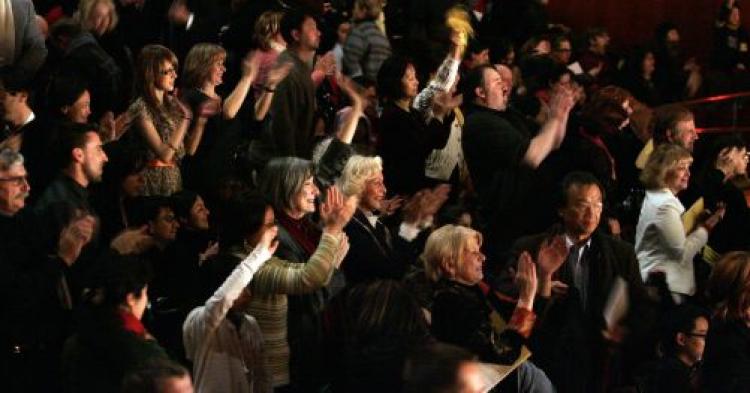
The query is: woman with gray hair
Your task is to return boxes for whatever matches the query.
[635,143,725,301]
[258,156,354,391]
[337,154,450,285]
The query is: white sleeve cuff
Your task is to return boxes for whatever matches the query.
[399,222,421,241]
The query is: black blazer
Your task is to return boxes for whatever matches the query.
[508,228,651,393]
[341,209,420,286]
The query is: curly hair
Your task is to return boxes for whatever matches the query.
[338,155,383,198]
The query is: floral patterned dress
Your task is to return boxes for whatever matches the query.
[127,96,186,196]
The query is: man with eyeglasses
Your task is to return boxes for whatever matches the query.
[0,147,94,391]
[504,171,652,392]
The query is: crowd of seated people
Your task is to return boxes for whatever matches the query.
[3,0,750,392]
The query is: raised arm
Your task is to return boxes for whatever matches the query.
[251,187,356,295]
[523,87,574,168]
[254,61,292,121]
[224,51,260,120]
[412,33,463,120]
[196,227,277,333]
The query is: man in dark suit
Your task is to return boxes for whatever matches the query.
[507,171,652,393]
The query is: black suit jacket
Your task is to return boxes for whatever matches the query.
[508,227,650,393]
[341,210,421,286]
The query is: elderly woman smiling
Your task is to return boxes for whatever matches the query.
[635,144,724,300]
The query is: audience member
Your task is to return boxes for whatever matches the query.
[636,144,724,301]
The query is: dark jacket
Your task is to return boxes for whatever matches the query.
[702,318,750,393]
[509,228,651,393]
[462,103,535,255]
[430,279,525,365]
[341,209,421,286]
[377,103,451,196]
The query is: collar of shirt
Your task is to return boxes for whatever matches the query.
[22,112,35,127]
[564,234,592,261]
[362,209,379,227]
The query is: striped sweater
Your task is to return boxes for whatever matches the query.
[242,232,342,387]
[343,20,392,81]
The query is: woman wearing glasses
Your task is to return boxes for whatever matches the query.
[125,44,192,196]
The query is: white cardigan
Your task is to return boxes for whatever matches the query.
[635,189,708,296]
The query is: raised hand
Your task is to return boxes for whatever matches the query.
[379,195,404,216]
[266,61,293,89]
[110,225,156,256]
[58,214,97,265]
[432,91,463,119]
[258,224,279,255]
[241,51,262,82]
[314,52,336,76]
[515,251,538,311]
[320,186,357,233]
[537,235,568,279]
[338,74,366,111]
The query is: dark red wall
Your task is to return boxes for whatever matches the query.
[547,0,745,61]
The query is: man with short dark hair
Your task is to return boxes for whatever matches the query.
[269,10,320,159]
[461,64,573,260]
[508,171,650,392]
[122,359,195,393]
[35,122,108,218]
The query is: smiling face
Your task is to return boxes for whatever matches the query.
[64,90,92,124]
[290,176,319,217]
[360,171,386,212]
[665,158,692,194]
[454,236,485,285]
[208,55,226,86]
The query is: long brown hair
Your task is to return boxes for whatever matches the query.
[182,43,226,90]
[134,45,178,110]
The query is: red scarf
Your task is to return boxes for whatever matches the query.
[277,213,321,257]
[119,309,146,337]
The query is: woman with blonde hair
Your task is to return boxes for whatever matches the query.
[702,251,750,392]
[423,224,556,391]
[635,143,724,300]
[125,44,191,196]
